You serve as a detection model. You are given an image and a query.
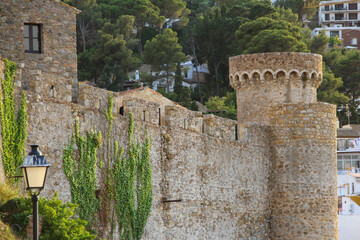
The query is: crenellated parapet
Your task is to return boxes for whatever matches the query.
[229,52,322,87]
[229,52,322,93]
[230,52,323,125]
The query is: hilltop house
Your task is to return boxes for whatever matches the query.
[128,61,209,92]
[313,0,360,49]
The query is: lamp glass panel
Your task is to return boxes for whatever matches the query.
[22,168,28,188]
[25,167,47,188]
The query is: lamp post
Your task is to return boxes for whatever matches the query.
[20,144,50,240]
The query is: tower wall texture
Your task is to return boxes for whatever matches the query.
[229,52,322,125]
[269,103,337,239]
[230,52,338,240]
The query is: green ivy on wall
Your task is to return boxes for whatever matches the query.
[63,95,152,239]
[113,113,152,240]
[0,59,28,184]
[63,119,102,225]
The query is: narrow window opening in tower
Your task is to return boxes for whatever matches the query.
[158,108,161,125]
[119,106,124,115]
[235,124,238,141]
[143,110,146,121]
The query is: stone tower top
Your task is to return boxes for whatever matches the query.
[229,52,322,91]
[229,52,323,125]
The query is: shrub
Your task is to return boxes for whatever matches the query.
[0,193,96,240]
[0,183,19,206]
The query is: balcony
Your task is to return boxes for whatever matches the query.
[322,16,360,22]
[322,6,358,12]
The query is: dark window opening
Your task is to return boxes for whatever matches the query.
[143,110,146,121]
[349,3,358,10]
[158,108,161,125]
[119,106,124,115]
[24,24,41,53]
[335,4,344,10]
[330,31,340,37]
[325,5,329,11]
[235,124,238,141]
[335,13,344,20]
[349,13,358,20]
[325,14,330,20]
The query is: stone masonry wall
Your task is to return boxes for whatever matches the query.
[268,103,338,240]
[24,96,272,239]
[230,52,338,239]
[0,0,79,103]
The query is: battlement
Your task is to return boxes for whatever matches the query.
[229,52,322,91]
[230,52,324,125]
[78,83,117,111]
[77,83,238,140]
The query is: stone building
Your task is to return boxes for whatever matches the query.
[0,0,338,239]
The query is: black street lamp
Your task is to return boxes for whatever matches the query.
[20,144,50,240]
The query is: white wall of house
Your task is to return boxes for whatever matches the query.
[339,214,360,240]
[151,60,209,92]
[342,196,360,214]
[338,174,360,196]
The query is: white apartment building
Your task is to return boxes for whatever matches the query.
[313,0,360,48]
[319,1,360,27]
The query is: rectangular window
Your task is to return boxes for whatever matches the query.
[325,5,329,11]
[325,14,330,20]
[330,31,340,37]
[24,24,41,53]
[349,3,357,10]
[349,13,358,20]
[351,38,358,45]
[338,160,344,171]
[335,4,345,10]
[335,13,344,20]
[352,183,355,193]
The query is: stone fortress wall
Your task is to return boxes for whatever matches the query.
[0,0,338,239]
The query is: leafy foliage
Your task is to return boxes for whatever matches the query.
[143,28,187,92]
[235,16,307,54]
[205,91,236,120]
[333,50,360,107]
[318,68,349,105]
[0,59,28,184]
[112,113,152,240]
[63,119,102,225]
[0,194,96,239]
[0,183,19,206]
[63,96,152,239]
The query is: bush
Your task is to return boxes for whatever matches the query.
[0,193,96,240]
[0,219,18,240]
[0,183,19,206]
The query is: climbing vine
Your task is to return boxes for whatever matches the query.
[63,95,152,239]
[63,119,102,225]
[112,113,152,240]
[0,59,28,184]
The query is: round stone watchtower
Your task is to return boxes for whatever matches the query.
[230,52,338,240]
[229,52,322,125]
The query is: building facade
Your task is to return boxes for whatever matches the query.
[313,0,360,48]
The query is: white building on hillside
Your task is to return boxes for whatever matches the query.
[147,61,209,92]
[313,0,360,48]
[337,124,360,240]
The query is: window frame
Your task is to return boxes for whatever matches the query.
[24,23,42,54]
[351,38,358,45]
